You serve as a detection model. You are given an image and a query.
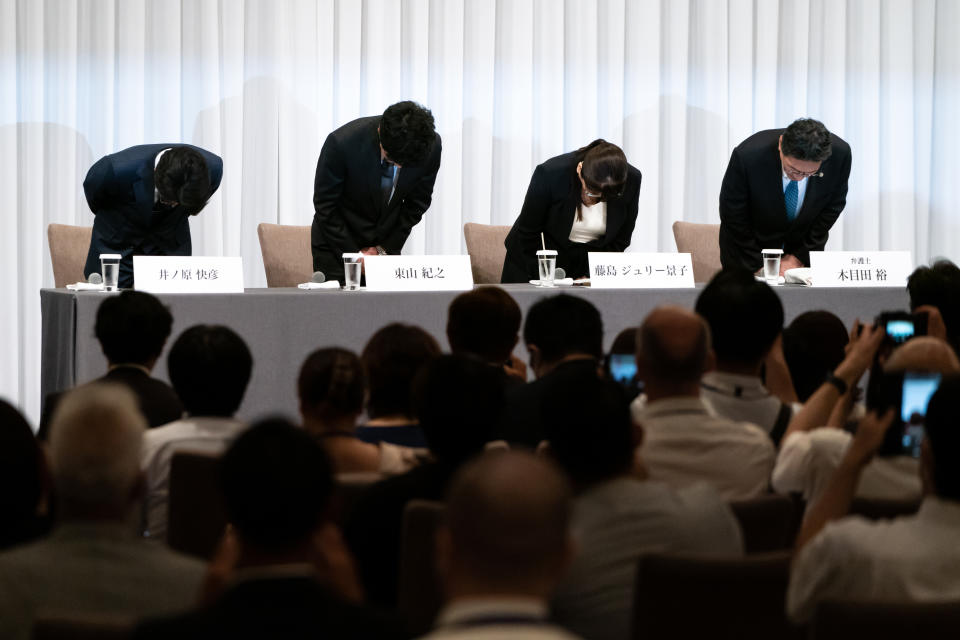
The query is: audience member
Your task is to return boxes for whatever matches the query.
[695,268,798,444]
[0,400,49,550]
[907,259,960,353]
[787,375,960,621]
[782,310,850,402]
[298,347,420,475]
[358,323,441,448]
[346,354,505,608]
[774,333,958,505]
[423,451,580,639]
[134,419,404,639]
[499,294,604,448]
[630,306,775,499]
[545,371,743,640]
[0,385,204,640]
[38,290,183,439]
[446,286,527,382]
[140,324,252,540]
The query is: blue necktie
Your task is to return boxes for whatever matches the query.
[784,180,799,222]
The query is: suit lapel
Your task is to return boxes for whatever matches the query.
[133,157,157,224]
[552,177,581,246]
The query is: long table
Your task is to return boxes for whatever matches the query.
[40,285,909,422]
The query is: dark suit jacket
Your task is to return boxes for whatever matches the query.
[501,151,642,283]
[82,144,223,289]
[719,129,852,272]
[312,117,442,281]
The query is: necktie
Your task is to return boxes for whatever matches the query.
[380,159,395,206]
[784,180,799,222]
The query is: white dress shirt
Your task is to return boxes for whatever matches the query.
[419,598,581,639]
[700,371,799,437]
[568,202,606,243]
[787,497,960,622]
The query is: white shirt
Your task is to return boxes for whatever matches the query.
[631,395,776,500]
[568,202,606,243]
[140,416,247,540]
[700,371,799,437]
[781,173,809,215]
[787,497,960,622]
[772,428,921,504]
[153,147,171,203]
[419,598,581,640]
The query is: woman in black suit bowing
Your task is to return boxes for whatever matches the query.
[501,140,642,283]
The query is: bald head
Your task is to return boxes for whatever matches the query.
[637,306,713,387]
[885,337,960,375]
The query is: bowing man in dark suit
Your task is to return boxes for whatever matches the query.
[719,118,852,274]
[82,144,223,289]
[501,140,642,283]
[312,101,442,282]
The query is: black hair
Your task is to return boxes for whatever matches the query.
[0,400,48,550]
[523,294,603,365]
[907,259,960,353]
[154,147,212,214]
[447,287,521,364]
[220,418,334,552]
[379,101,437,167]
[609,327,637,355]
[575,139,628,221]
[780,118,832,162]
[921,375,960,500]
[94,291,173,365]
[695,269,784,366]
[167,325,252,417]
[298,348,365,421]
[782,311,850,401]
[361,323,441,419]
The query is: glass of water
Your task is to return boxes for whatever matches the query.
[536,250,558,287]
[342,253,363,291]
[99,254,121,291]
[761,248,783,285]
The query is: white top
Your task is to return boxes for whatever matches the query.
[140,416,247,540]
[567,202,606,243]
[419,598,581,640]
[781,173,809,214]
[787,497,960,622]
[153,147,171,203]
[772,428,921,504]
[700,371,799,436]
[631,395,776,500]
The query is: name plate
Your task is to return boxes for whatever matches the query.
[133,256,245,293]
[809,251,912,287]
[363,255,474,291]
[588,252,695,288]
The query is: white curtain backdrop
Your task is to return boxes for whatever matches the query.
[2,0,958,424]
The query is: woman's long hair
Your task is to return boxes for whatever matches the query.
[574,139,628,222]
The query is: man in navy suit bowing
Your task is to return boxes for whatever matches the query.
[719,118,852,274]
[82,144,223,289]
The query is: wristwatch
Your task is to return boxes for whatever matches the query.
[375,246,387,256]
[824,372,848,395]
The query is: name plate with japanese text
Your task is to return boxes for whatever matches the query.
[588,252,695,288]
[809,251,912,288]
[133,256,245,293]
[363,255,474,291]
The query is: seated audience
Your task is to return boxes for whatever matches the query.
[0,385,204,640]
[782,310,850,402]
[787,375,960,621]
[499,294,604,448]
[346,354,504,608]
[298,347,420,475]
[546,371,743,640]
[38,290,183,439]
[695,269,798,444]
[907,259,960,353]
[774,333,959,505]
[423,451,580,639]
[140,324,252,540]
[357,323,441,448]
[446,286,527,382]
[630,306,774,500]
[0,400,50,550]
[134,419,404,639]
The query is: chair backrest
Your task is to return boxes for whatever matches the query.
[167,450,226,559]
[672,221,722,283]
[47,224,93,288]
[331,472,382,526]
[398,499,445,636]
[810,599,960,640]
[256,223,313,287]
[463,223,512,284]
[849,497,921,521]
[32,614,132,640]
[633,551,802,640]
[730,494,801,553]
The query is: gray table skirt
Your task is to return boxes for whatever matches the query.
[40,284,909,423]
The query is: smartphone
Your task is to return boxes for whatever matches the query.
[898,372,941,458]
[608,353,638,386]
[875,311,928,345]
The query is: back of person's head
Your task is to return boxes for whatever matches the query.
[413,354,504,464]
[920,375,960,501]
[48,384,145,518]
[577,139,629,202]
[782,311,849,401]
[154,146,212,214]
[362,323,441,420]
[446,287,521,365]
[523,294,603,366]
[543,371,635,488]
[636,306,712,387]
[220,418,334,553]
[907,260,960,350]
[297,347,365,423]
[780,118,832,162]
[379,101,436,167]
[442,451,572,595]
[0,400,47,549]
[883,337,960,375]
[94,291,173,366]
[609,327,637,356]
[167,324,252,417]
[695,269,784,367]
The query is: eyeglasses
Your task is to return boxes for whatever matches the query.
[781,158,821,179]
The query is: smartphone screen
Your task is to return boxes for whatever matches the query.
[900,372,941,458]
[609,354,638,386]
[886,319,916,344]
